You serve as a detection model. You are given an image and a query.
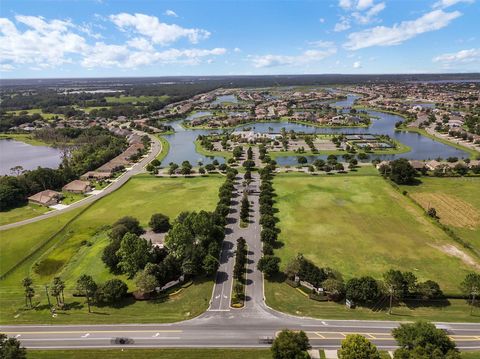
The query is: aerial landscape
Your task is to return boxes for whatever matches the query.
[0,0,479,358]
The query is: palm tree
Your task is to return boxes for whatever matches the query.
[53,277,66,305]
[21,277,34,308]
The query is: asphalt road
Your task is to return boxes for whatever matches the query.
[2,144,480,351]
[0,132,161,231]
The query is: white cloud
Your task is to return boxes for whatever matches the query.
[165,10,179,17]
[356,0,374,10]
[339,0,353,9]
[353,61,362,68]
[344,9,461,50]
[110,13,210,46]
[233,47,241,52]
[81,44,226,68]
[433,48,480,64]
[352,2,385,24]
[319,18,325,23]
[251,48,337,68]
[0,63,15,71]
[0,16,88,68]
[334,16,351,32]
[307,40,336,48]
[0,14,225,71]
[433,0,474,9]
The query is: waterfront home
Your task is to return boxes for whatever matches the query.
[62,180,91,194]
[28,190,63,207]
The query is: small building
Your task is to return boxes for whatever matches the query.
[426,160,442,171]
[28,190,63,207]
[81,171,112,181]
[62,180,91,194]
[409,160,426,171]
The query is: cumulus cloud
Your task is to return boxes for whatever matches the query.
[353,61,362,68]
[352,2,386,24]
[251,48,337,68]
[82,44,226,69]
[433,48,480,64]
[164,10,179,17]
[110,13,210,45]
[0,16,88,69]
[344,9,461,50]
[0,14,225,71]
[433,0,474,9]
[334,16,351,32]
[339,0,353,10]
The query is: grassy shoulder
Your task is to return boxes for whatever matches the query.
[0,133,51,147]
[271,172,478,294]
[0,175,223,324]
[0,204,51,226]
[26,349,273,359]
[1,278,213,325]
[155,135,170,162]
[265,278,480,323]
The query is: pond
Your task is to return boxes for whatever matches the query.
[0,139,63,175]
[162,92,469,166]
[212,95,238,104]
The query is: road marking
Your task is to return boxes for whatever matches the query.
[3,330,182,335]
[81,334,90,338]
[15,335,21,338]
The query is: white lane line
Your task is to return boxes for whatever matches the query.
[81,333,90,338]
[22,337,182,341]
[15,335,21,338]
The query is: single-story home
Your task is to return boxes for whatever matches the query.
[81,171,112,181]
[62,180,91,194]
[28,190,63,207]
[409,160,426,171]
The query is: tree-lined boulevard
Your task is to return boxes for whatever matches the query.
[1,147,480,353]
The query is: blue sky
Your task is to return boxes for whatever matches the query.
[0,0,479,78]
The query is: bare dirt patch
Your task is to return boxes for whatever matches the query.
[431,244,480,270]
[411,192,480,229]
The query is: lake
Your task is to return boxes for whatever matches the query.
[162,93,470,166]
[0,139,63,175]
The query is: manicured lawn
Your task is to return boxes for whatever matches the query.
[265,278,480,323]
[105,95,169,104]
[194,140,233,159]
[399,176,480,251]
[6,109,64,120]
[271,173,478,294]
[61,192,87,205]
[27,349,273,359]
[0,175,223,324]
[1,278,213,325]
[461,352,480,359]
[0,203,51,226]
[155,135,170,162]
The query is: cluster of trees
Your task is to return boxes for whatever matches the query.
[240,192,250,224]
[271,320,462,359]
[232,237,247,304]
[0,127,127,210]
[283,254,452,311]
[257,164,281,278]
[378,158,417,185]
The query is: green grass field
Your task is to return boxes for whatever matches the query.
[6,109,64,120]
[155,135,170,162]
[105,95,169,104]
[0,203,51,226]
[266,279,480,322]
[271,172,478,294]
[0,175,223,324]
[399,177,480,251]
[26,349,273,359]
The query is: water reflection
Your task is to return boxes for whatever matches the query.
[161,93,469,166]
